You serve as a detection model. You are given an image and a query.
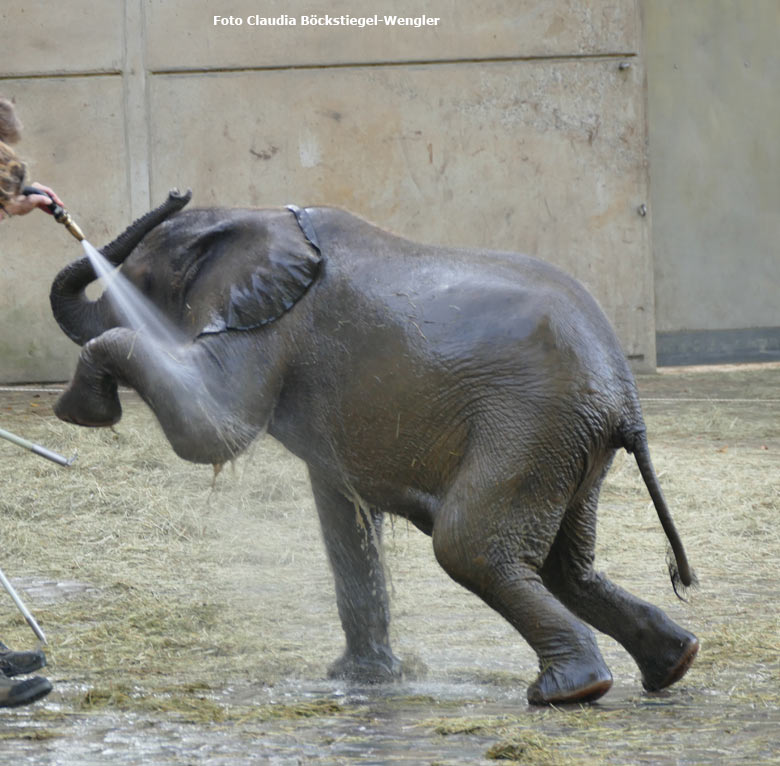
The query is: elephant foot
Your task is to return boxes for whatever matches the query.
[527,660,613,706]
[54,382,122,428]
[640,633,699,692]
[327,647,402,684]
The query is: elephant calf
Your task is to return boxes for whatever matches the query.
[50,190,698,705]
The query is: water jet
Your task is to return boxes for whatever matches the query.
[80,239,187,348]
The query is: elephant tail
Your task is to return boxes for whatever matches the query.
[620,425,697,599]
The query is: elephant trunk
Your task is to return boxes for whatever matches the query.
[48,258,114,346]
[100,188,192,265]
[49,189,192,346]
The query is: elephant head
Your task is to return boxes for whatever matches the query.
[119,205,323,339]
[50,193,322,346]
[51,195,324,454]
[50,189,193,345]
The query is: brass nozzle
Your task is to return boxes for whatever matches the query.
[20,186,86,241]
[53,208,85,241]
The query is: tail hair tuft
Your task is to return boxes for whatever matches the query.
[667,543,698,602]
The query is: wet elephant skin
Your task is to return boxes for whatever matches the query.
[50,194,698,705]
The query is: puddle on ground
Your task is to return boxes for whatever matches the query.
[2,676,777,765]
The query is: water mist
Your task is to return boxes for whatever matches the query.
[79,240,256,466]
[81,240,186,347]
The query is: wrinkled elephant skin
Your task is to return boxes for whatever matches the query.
[50,195,698,705]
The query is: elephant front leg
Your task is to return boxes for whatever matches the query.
[308,469,401,683]
[54,328,271,465]
[55,335,123,427]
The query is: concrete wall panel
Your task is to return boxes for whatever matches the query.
[645,0,780,362]
[1,1,655,382]
[0,2,123,75]
[0,77,129,382]
[148,0,638,70]
[150,60,652,363]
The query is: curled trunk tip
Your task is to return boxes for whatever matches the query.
[101,188,192,265]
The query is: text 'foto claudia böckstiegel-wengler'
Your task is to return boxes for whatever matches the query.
[213,14,442,28]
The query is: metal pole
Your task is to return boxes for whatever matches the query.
[0,427,76,467]
[0,567,47,645]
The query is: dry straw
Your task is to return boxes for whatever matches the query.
[0,364,777,762]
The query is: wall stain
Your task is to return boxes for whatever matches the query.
[249,145,279,161]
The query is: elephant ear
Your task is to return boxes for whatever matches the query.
[192,208,322,335]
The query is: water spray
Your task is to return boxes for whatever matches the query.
[22,185,85,241]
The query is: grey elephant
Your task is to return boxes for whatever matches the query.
[50,190,698,705]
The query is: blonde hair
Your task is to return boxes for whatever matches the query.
[0,98,26,204]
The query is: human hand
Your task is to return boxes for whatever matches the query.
[2,182,63,217]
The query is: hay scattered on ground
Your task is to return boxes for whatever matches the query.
[0,364,777,763]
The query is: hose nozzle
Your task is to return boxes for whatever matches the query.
[51,206,85,241]
[22,186,85,241]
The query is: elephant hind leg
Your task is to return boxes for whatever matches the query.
[431,493,612,705]
[540,483,698,692]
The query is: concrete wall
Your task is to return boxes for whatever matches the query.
[645,0,780,365]
[1,0,653,383]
